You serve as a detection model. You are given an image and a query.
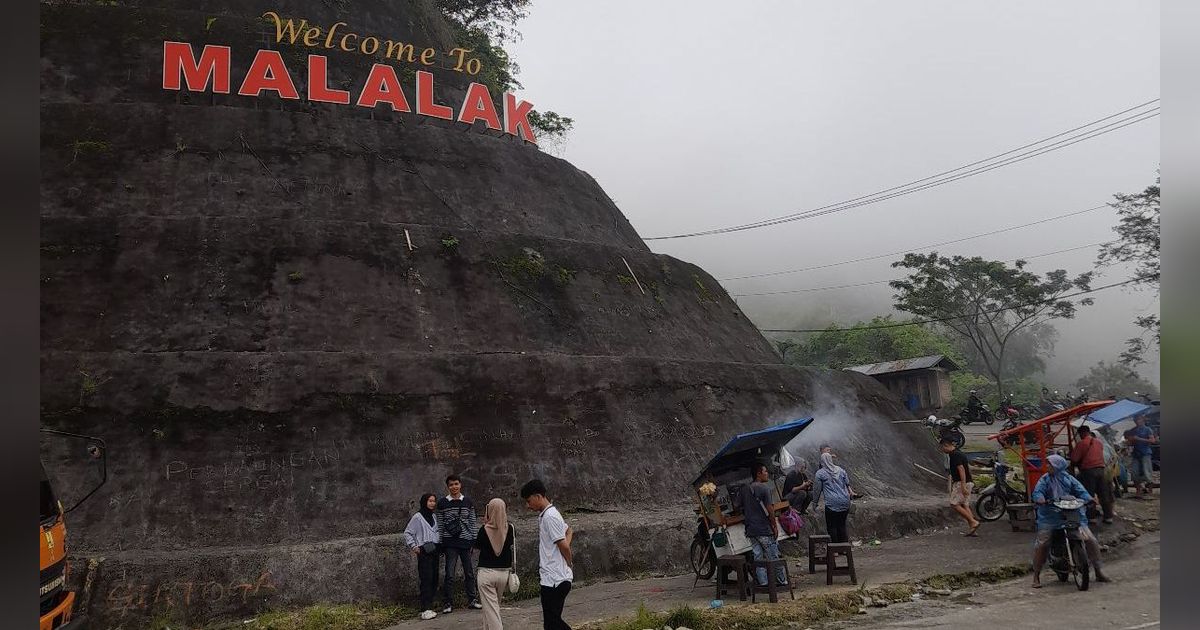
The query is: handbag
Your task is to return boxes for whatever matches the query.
[778,508,804,536]
[505,524,520,594]
[421,542,438,554]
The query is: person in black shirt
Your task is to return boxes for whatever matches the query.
[474,498,515,630]
[783,459,813,513]
[941,438,981,536]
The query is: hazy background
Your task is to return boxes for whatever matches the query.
[508,0,1160,386]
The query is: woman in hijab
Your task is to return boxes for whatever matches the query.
[404,493,441,620]
[813,451,855,543]
[1030,454,1109,587]
[474,498,515,630]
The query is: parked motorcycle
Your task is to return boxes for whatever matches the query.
[923,415,965,449]
[974,458,1026,521]
[1046,496,1091,591]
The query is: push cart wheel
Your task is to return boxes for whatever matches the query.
[690,538,716,580]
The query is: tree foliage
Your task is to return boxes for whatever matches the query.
[1074,361,1159,399]
[889,253,1093,399]
[435,1,573,152]
[436,0,531,43]
[782,315,963,370]
[1097,177,1160,366]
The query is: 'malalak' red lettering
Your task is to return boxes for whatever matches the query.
[162,43,537,144]
[162,41,231,93]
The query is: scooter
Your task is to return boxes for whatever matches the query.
[1045,496,1091,591]
[923,415,965,449]
[974,458,1026,521]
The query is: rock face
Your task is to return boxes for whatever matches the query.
[39,1,945,626]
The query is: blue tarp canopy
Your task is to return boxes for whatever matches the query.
[1086,399,1152,426]
[691,417,814,486]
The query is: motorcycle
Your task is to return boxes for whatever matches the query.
[1045,496,1091,591]
[993,393,1026,424]
[923,415,965,449]
[974,458,1026,521]
[959,401,994,425]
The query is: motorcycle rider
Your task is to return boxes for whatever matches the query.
[965,390,984,422]
[1030,454,1110,588]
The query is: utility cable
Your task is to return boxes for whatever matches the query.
[730,241,1113,297]
[645,100,1160,240]
[757,278,1137,333]
[720,205,1110,281]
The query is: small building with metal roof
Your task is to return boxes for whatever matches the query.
[845,354,960,416]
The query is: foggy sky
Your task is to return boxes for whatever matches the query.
[507,0,1160,385]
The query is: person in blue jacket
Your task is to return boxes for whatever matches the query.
[1030,454,1110,588]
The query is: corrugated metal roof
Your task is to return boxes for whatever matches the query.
[844,354,959,376]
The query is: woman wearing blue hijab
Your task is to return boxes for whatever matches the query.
[1030,454,1110,587]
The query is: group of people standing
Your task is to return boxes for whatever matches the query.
[735,445,858,589]
[781,445,857,543]
[402,475,575,629]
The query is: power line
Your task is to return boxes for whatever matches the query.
[646,100,1160,240]
[757,278,1136,334]
[720,204,1111,281]
[731,241,1112,297]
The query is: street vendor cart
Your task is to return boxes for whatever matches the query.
[689,417,814,581]
[985,401,1112,529]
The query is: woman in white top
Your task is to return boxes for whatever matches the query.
[404,493,441,620]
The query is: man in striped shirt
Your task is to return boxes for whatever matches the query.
[437,474,481,613]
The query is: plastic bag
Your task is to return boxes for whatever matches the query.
[779,447,795,470]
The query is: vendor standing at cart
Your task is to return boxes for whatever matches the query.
[739,463,790,588]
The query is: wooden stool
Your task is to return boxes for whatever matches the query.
[751,558,795,603]
[808,534,831,574]
[826,542,857,585]
[715,556,750,601]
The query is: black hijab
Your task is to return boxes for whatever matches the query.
[418,493,436,527]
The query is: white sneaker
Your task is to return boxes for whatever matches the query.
[420,610,437,620]
[469,600,483,609]
[442,605,453,614]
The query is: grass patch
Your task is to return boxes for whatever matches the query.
[921,563,1031,591]
[205,603,415,630]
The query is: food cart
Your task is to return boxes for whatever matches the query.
[986,401,1112,501]
[689,417,814,580]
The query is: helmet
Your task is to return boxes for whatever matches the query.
[928,415,937,422]
[969,390,977,394]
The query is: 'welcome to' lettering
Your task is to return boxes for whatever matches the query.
[161,41,537,144]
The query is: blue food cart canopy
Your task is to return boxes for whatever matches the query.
[1086,399,1152,426]
[692,417,814,485]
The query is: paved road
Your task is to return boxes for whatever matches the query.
[827,530,1161,629]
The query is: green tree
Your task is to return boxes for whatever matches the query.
[436,0,531,43]
[890,253,1093,401]
[1097,177,1160,366]
[1074,361,1159,399]
[953,323,1057,381]
[782,315,965,369]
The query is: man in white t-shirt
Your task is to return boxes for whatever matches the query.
[520,479,573,630]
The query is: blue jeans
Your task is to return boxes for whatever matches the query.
[749,536,788,586]
[1132,453,1153,484]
